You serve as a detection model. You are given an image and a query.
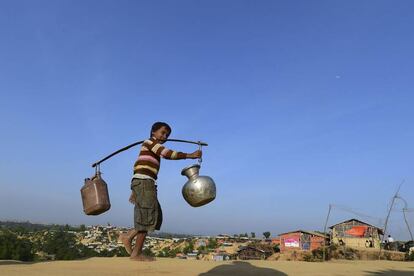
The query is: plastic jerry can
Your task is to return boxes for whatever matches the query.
[81,171,111,215]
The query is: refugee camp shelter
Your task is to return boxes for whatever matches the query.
[329,219,383,249]
[237,246,273,260]
[279,230,328,253]
[212,253,234,261]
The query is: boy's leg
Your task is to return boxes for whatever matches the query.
[130,231,146,257]
[129,179,157,261]
[130,231,154,261]
[120,229,138,255]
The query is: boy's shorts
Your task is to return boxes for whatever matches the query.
[131,178,162,232]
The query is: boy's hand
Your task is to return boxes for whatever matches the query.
[188,150,202,159]
[129,191,136,205]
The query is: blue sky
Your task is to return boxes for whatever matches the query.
[0,1,413,239]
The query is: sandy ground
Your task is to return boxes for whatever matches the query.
[0,258,413,276]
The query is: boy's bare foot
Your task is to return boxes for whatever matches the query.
[120,234,132,255]
[130,254,155,262]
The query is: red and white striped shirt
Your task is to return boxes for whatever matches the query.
[133,137,187,180]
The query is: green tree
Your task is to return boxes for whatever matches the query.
[251,232,256,238]
[115,247,129,257]
[183,240,194,254]
[169,248,180,258]
[98,249,112,257]
[0,231,34,261]
[142,247,155,257]
[157,247,170,257]
[263,232,271,239]
[158,246,179,258]
[42,229,95,260]
[207,238,217,249]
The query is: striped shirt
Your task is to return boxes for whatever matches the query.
[133,137,187,180]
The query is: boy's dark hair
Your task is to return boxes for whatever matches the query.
[150,122,172,137]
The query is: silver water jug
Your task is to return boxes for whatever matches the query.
[181,164,216,207]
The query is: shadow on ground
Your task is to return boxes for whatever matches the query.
[0,260,33,265]
[364,269,414,275]
[199,261,287,276]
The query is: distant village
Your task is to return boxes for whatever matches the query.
[71,224,268,261]
[43,218,414,261]
[1,218,413,262]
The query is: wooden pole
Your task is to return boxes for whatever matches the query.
[379,180,404,260]
[91,138,208,167]
[323,204,332,261]
[396,195,414,242]
[402,208,414,241]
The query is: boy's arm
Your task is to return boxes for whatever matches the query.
[148,141,201,160]
[129,191,136,204]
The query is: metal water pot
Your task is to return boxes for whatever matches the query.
[181,164,216,207]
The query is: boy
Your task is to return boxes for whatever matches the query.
[121,122,201,261]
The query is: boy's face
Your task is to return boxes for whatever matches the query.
[152,126,170,143]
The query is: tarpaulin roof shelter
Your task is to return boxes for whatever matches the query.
[329,218,384,235]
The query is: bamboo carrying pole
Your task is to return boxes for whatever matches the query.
[91,138,208,168]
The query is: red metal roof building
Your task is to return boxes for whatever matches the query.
[279,230,328,253]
